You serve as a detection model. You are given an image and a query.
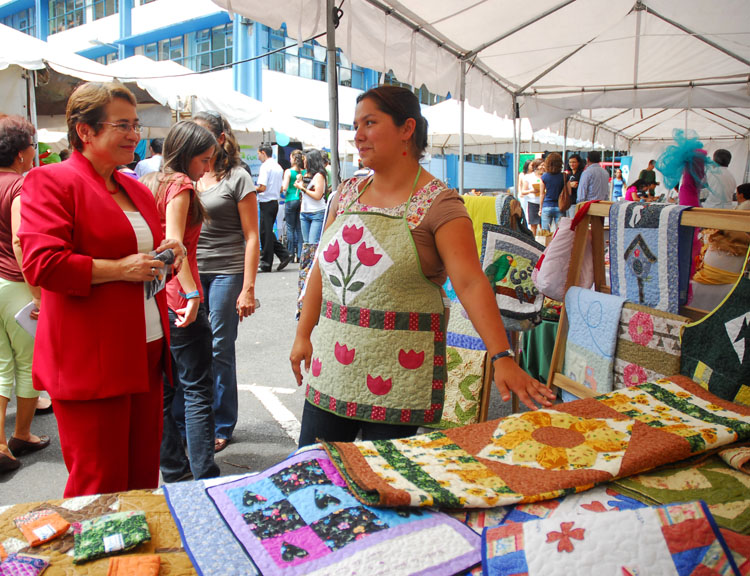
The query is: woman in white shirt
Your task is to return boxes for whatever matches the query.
[296,149,328,245]
[520,158,543,236]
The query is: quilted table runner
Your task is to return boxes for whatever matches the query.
[609,202,691,313]
[323,376,750,508]
[169,449,481,576]
[482,500,740,575]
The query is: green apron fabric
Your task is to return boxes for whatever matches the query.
[307,173,447,425]
[681,255,750,406]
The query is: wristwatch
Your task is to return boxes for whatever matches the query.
[490,349,515,364]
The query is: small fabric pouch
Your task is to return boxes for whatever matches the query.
[72,511,151,564]
[0,543,7,562]
[0,554,50,576]
[14,510,70,547]
[106,554,160,576]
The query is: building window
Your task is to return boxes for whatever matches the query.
[383,72,446,106]
[91,0,116,20]
[134,24,232,73]
[2,7,36,36]
[95,53,118,65]
[49,0,85,33]
[262,26,365,90]
[186,23,233,72]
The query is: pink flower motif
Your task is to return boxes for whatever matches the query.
[628,311,654,346]
[311,358,322,377]
[356,243,383,267]
[366,375,392,396]
[546,521,585,553]
[342,224,364,245]
[334,342,356,365]
[323,240,340,262]
[398,349,424,370]
[623,363,648,387]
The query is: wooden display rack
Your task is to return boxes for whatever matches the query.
[546,201,750,399]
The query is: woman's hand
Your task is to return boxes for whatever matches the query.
[157,238,186,273]
[118,253,166,282]
[494,356,556,411]
[174,297,199,328]
[30,297,40,320]
[237,288,257,321]
[290,336,313,386]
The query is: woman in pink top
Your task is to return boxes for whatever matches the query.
[149,121,221,483]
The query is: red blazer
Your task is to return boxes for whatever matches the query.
[18,151,171,401]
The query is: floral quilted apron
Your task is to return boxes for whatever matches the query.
[307,173,447,425]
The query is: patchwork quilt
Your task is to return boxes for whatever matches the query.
[170,449,481,576]
[613,302,689,389]
[609,202,691,314]
[563,287,626,395]
[482,500,740,575]
[323,376,750,508]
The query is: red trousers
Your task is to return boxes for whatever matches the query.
[53,339,164,497]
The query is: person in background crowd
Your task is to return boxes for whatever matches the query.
[353,158,371,177]
[538,152,566,231]
[149,120,220,483]
[519,158,542,235]
[58,148,70,162]
[322,150,333,198]
[612,168,625,201]
[193,111,259,454]
[282,149,304,263]
[291,85,554,447]
[638,159,657,187]
[736,182,750,211]
[566,154,583,213]
[256,146,292,273]
[624,178,648,202]
[703,149,736,209]
[135,138,164,179]
[0,115,49,474]
[19,82,183,496]
[296,149,328,246]
[577,150,610,202]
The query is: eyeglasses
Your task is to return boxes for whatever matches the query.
[97,122,143,134]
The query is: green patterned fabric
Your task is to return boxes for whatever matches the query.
[614,454,750,534]
[72,511,150,564]
[437,346,487,428]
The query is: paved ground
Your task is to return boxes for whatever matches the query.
[2,260,515,505]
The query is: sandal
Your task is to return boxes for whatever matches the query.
[0,452,21,473]
[214,438,229,453]
[36,397,53,414]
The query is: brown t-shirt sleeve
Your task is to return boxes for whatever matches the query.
[412,187,471,287]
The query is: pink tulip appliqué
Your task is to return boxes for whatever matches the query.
[323,240,340,263]
[367,375,392,396]
[311,358,322,377]
[342,224,364,245]
[398,349,424,370]
[334,342,356,365]
[356,243,383,267]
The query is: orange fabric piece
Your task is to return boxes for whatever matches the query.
[17,511,70,547]
[106,554,161,576]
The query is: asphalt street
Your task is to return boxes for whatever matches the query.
[2,259,515,505]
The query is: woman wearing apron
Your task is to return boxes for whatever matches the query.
[291,86,555,446]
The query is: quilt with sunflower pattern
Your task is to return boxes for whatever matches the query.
[323,376,750,508]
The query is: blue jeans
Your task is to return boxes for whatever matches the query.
[200,273,243,441]
[301,210,326,245]
[161,305,220,482]
[541,206,563,231]
[285,199,302,260]
[298,401,419,447]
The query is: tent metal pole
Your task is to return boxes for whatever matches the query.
[512,94,519,197]
[458,60,466,195]
[26,71,39,166]
[326,0,340,189]
[562,118,568,162]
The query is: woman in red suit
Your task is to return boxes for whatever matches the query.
[19,82,185,497]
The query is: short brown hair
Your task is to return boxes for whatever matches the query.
[66,82,137,152]
[0,114,35,167]
[544,152,563,174]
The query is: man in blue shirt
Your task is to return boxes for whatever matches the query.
[577,150,610,202]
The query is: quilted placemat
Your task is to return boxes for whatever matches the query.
[437,346,487,429]
[609,202,691,313]
[203,449,481,576]
[323,375,750,509]
[614,454,750,534]
[613,302,689,389]
[563,287,626,395]
[482,500,739,575]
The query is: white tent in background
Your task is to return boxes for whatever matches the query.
[212,0,750,189]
